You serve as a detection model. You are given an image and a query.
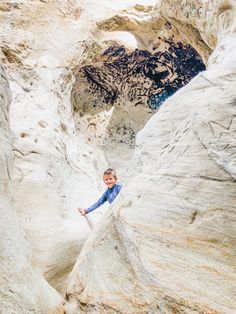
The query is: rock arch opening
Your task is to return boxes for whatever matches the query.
[71,16,207,178]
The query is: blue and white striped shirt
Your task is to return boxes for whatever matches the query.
[87,184,122,214]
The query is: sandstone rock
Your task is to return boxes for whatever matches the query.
[0,0,158,297]
[0,0,111,294]
[0,65,63,313]
[65,1,236,313]
[1,0,236,313]
[71,7,205,179]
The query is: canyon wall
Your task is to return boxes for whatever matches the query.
[1,0,157,310]
[0,65,63,313]
[0,0,118,295]
[0,0,236,313]
[65,0,236,313]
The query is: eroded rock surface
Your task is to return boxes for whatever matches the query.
[0,0,158,302]
[72,15,205,178]
[73,41,204,111]
[1,0,236,313]
[0,0,109,296]
[65,1,236,313]
[0,65,63,314]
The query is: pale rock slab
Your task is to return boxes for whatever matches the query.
[0,65,63,314]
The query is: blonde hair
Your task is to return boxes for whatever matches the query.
[103,168,117,179]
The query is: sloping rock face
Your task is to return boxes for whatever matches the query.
[65,1,236,313]
[0,66,63,314]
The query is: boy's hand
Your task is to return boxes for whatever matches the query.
[78,208,87,216]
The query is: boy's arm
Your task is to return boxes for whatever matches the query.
[86,190,108,214]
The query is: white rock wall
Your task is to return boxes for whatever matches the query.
[9,63,108,293]
[1,0,236,313]
[65,1,236,313]
[0,65,63,314]
[0,0,158,297]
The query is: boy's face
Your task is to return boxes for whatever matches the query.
[103,174,117,189]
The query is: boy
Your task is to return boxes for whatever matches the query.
[78,168,122,216]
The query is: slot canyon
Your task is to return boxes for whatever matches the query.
[0,0,236,313]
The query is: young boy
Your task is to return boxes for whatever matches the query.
[78,168,122,216]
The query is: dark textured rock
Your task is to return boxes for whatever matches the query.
[72,37,205,112]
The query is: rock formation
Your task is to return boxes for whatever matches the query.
[71,10,205,177]
[1,0,236,313]
[0,0,159,309]
[65,0,236,313]
[0,0,113,296]
[0,65,63,313]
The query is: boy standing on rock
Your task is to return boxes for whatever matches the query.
[78,168,122,216]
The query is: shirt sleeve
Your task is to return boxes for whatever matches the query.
[86,190,108,213]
